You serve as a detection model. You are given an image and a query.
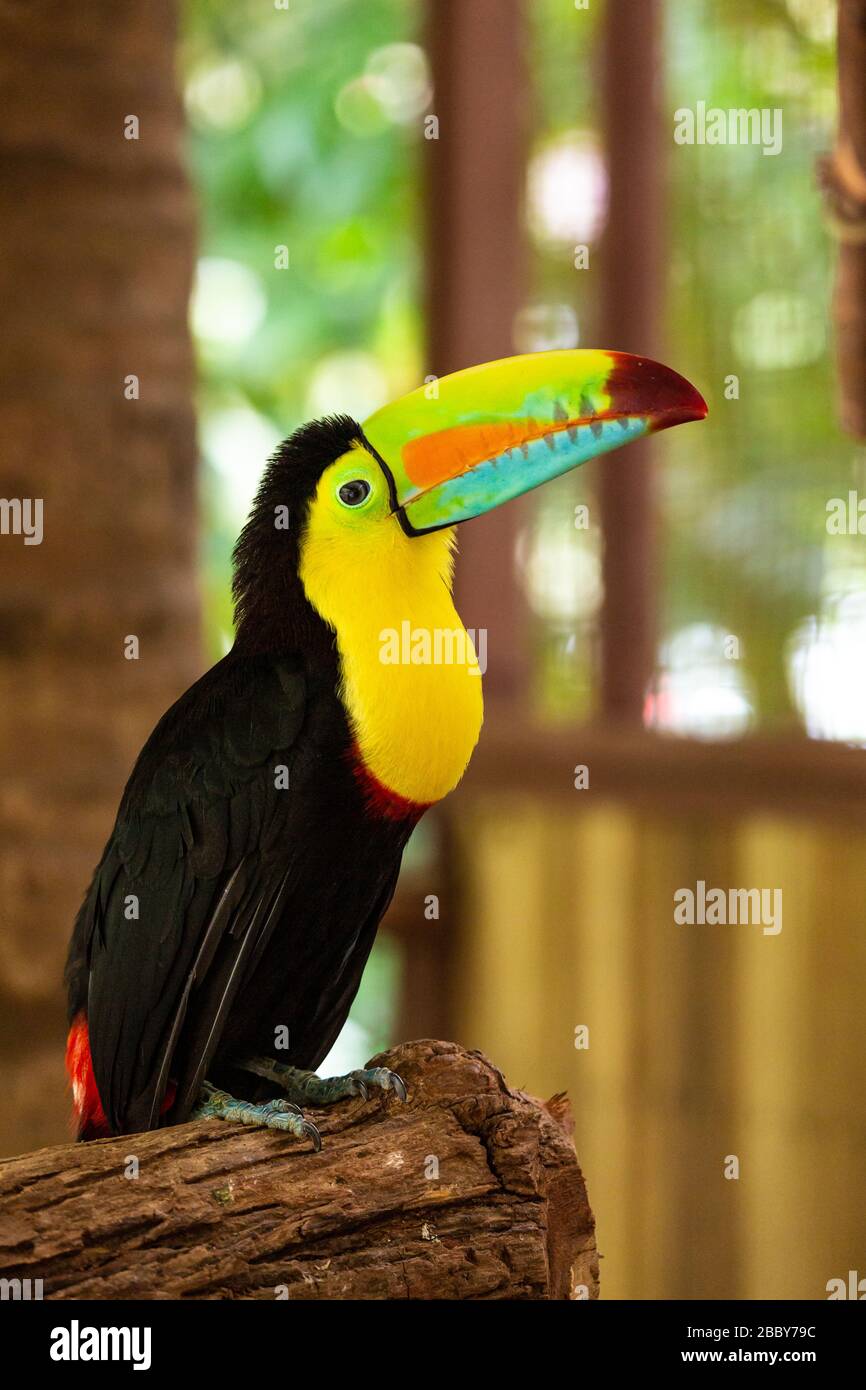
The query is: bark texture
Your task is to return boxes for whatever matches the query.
[0,1,201,1155]
[0,1041,598,1301]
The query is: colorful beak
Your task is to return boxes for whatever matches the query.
[361,349,707,536]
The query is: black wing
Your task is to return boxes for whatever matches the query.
[66,651,319,1134]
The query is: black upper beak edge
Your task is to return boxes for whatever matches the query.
[357,427,438,537]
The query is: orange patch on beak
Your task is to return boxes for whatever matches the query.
[401,418,560,490]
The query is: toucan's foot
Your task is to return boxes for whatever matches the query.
[192,1081,322,1150]
[237,1057,408,1107]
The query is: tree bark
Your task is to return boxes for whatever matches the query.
[0,1,201,1156]
[0,1041,598,1301]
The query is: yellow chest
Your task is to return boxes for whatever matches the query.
[337,605,484,805]
[299,520,484,806]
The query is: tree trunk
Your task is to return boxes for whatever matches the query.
[0,2,201,1156]
[0,1042,598,1301]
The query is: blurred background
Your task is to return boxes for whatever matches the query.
[1,0,865,1299]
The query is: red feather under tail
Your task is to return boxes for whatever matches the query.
[65,1013,176,1139]
[65,1013,109,1139]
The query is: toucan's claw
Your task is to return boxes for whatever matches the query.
[386,1070,408,1102]
[342,1067,407,1103]
[301,1118,323,1153]
[235,1057,408,1108]
[192,1082,322,1149]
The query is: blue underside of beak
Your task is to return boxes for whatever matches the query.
[399,415,650,534]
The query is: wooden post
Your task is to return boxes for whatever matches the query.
[598,0,664,721]
[819,0,866,437]
[0,1042,597,1301]
[424,0,531,706]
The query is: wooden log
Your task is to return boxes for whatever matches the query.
[0,1040,597,1301]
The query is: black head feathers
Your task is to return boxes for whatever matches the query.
[232,414,362,654]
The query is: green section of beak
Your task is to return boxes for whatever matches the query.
[361,349,707,535]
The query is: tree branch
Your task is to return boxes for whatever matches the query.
[0,1040,597,1301]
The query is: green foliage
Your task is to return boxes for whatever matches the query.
[527,0,844,734]
[181,0,423,656]
[663,0,840,727]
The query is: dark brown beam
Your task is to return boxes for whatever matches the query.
[598,0,664,721]
[461,714,866,824]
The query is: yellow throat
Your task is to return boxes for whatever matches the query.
[298,447,484,805]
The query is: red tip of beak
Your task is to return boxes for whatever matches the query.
[653,384,709,431]
[606,354,708,432]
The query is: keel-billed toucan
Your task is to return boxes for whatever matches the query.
[66,350,706,1144]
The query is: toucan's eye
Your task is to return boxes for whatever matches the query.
[338,478,372,507]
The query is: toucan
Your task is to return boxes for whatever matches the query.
[65,349,706,1144]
